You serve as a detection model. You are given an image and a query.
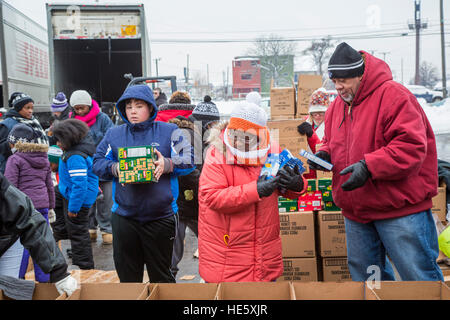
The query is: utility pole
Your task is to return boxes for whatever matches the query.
[409,0,427,85]
[154,58,161,77]
[379,51,390,62]
[440,0,447,98]
[207,64,210,91]
[401,58,404,85]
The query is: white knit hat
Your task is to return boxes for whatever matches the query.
[245,91,262,106]
[70,90,92,107]
[229,101,268,128]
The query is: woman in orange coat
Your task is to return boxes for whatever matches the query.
[198,101,308,283]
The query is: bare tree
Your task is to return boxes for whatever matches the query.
[247,34,296,88]
[302,37,336,76]
[418,61,439,88]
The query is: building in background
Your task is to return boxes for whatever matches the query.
[232,56,261,99]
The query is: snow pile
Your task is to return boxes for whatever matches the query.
[419,98,450,162]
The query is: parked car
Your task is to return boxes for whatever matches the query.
[405,85,443,103]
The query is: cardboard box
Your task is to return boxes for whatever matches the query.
[432,186,447,222]
[277,258,318,282]
[0,284,66,300]
[267,119,305,139]
[322,257,352,282]
[365,281,450,300]
[118,145,157,184]
[270,85,296,117]
[66,283,150,300]
[291,282,365,300]
[215,281,294,300]
[316,170,333,179]
[270,115,295,120]
[278,199,298,212]
[279,211,315,258]
[318,211,347,257]
[298,192,322,212]
[147,283,218,300]
[296,75,323,116]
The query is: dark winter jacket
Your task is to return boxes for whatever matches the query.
[0,172,69,283]
[0,110,48,173]
[4,142,55,210]
[93,84,196,223]
[58,136,99,213]
[155,102,195,123]
[167,116,204,219]
[155,92,168,107]
[320,51,438,223]
[0,110,21,173]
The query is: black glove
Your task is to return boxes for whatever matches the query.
[307,151,331,171]
[340,160,371,191]
[297,122,314,138]
[277,165,304,192]
[257,175,280,198]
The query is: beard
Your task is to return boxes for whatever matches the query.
[340,92,354,103]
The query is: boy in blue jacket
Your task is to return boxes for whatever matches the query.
[93,84,195,283]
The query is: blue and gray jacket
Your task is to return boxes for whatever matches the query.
[92,84,195,222]
[58,136,99,213]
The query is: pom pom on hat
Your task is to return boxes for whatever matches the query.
[245,91,262,106]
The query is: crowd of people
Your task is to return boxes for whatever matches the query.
[0,41,445,297]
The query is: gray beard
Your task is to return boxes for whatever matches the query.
[341,94,354,103]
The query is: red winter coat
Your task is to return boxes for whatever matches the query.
[320,51,438,223]
[198,122,307,283]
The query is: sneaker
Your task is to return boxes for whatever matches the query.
[89,229,97,241]
[102,232,113,245]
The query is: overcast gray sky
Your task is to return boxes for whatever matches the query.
[6,0,450,86]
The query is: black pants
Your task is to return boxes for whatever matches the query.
[53,196,94,270]
[111,213,176,283]
[51,186,66,240]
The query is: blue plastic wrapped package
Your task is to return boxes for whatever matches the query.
[260,149,305,180]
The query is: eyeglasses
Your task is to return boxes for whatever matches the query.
[227,129,259,145]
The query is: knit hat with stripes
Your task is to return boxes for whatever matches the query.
[51,92,69,112]
[328,42,365,79]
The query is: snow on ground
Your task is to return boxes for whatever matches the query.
[419,98,450,162]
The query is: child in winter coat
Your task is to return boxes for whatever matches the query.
[52,119,99,270]
[4,124,55,282]
[198,101,308,283]
[93,84,195,283]
[69,90,115,244]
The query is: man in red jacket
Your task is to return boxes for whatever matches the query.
[309,42,443,282]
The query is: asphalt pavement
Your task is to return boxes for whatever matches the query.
[61,226,202,283]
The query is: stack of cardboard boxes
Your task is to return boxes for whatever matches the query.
[277,172,351,282]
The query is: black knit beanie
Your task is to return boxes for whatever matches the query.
[328,42,365,79]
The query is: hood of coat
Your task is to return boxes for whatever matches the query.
[350,51,393,107]
[68,135,97,157]
[167,116,194,131]
[206,120,230,157]
[115,84,158,124]
[14,142,50,169]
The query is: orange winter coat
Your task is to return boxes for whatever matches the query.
[198,122,307,283]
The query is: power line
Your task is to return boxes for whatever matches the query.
[150,30,450,44]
